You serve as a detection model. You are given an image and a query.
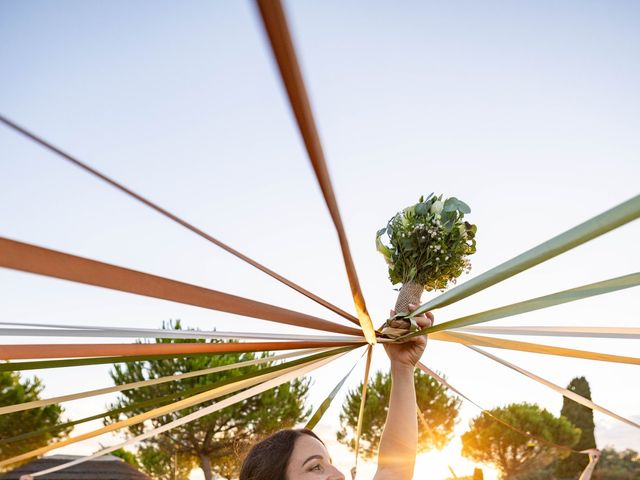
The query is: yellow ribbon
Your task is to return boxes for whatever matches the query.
[0,352,337,468]
[430,331,640,365]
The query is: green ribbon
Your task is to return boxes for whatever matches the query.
[410,194,640,317]
[0,344,356,372]
[0,346,357,445]
[403,272,640,338]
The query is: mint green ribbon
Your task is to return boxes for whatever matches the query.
[305,349,365,429]
[403,272,640,338]
[410,194,640,317]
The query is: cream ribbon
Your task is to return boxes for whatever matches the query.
[0,321,368,343]
[457,325,640,339]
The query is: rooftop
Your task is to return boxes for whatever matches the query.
[0,455,151,480]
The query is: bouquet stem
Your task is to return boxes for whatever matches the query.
[395,280,424,315]
[381,280,424,337]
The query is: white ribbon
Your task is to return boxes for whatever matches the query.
[466,345,639,429]
[0,321,368,343]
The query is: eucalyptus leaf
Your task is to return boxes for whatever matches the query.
[457,200,471,214]
[415,202,430,216]
[441,211,456,231]
[444,197,471,214]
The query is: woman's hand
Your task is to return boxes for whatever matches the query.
[383,304,434,369]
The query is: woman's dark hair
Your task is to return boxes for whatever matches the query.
[239,428,325,480]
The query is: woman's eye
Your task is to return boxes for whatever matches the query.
[310,464,322,472]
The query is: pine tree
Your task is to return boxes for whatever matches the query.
[556,376,597,478]
[337,369,460,458]
[105,321,311,480]
[0,371,72,466]
[461,402,580,478]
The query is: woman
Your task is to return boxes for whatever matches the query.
[239,305,434,480]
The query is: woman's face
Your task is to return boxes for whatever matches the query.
[285,434,345,479]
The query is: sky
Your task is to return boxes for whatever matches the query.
[1,1,639,479]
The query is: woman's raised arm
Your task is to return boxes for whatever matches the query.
[373,305,433,480]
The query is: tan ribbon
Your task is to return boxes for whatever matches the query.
[0,351,342,468]
[466,345,639,429]
[430,331,640,365]
[0,237,361,336]
[255,0,376,344]
[29,352,346,477]
[0,114,358,325]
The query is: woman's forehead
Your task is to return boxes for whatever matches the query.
[292,434,329,457]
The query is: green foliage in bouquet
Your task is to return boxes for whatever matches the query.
[376,193,477,291]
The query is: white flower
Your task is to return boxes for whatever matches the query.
[431,200,444,214]
[403,205,416,217]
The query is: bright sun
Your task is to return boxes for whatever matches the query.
[413,438,500,480]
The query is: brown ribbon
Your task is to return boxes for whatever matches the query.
[0,114,358,326]
[255,0,376,344]
[0,341,360,360]
[0,237,362,336]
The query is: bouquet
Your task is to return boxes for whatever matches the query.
[376,193,477,337]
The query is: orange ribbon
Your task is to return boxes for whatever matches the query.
[0,340,361,360]
[256,0,376,344]
[0,237,362,336]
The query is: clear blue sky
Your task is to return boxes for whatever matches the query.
[1,1,639,478]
